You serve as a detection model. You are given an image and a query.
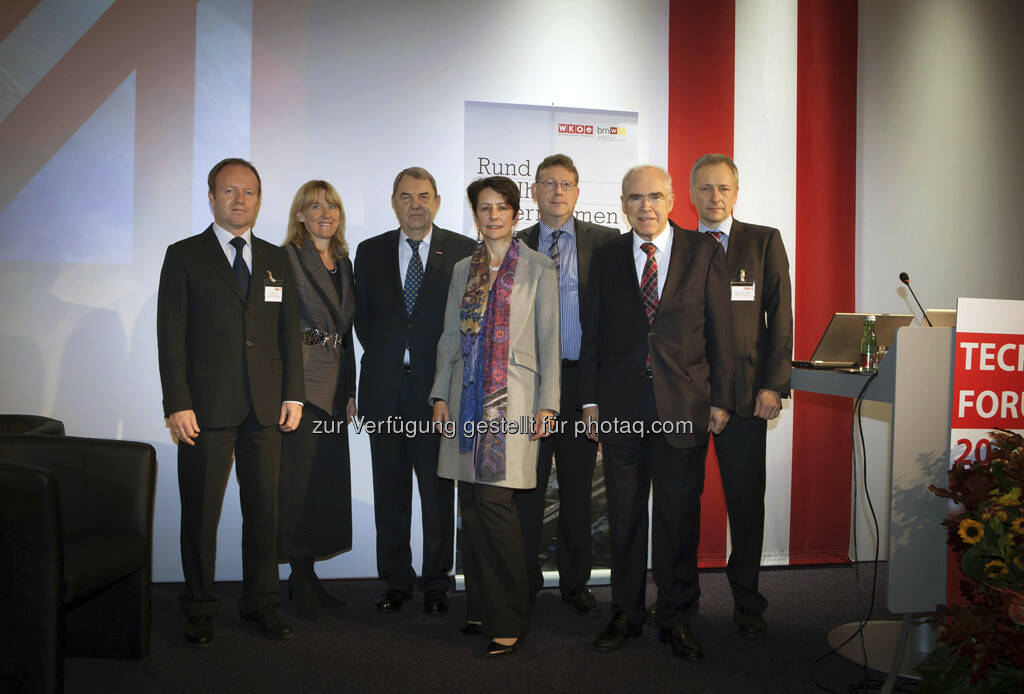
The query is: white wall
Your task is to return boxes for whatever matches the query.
[853,0,1024,559]
[0,0,670,582]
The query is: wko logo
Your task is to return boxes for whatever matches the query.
[557,123,594,135]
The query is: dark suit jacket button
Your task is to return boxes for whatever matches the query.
[246,340,255,347]
[648,329,654,336]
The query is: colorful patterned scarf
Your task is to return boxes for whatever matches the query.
[458,239,519,482]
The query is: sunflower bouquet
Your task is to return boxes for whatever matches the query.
[916,429,1024,691]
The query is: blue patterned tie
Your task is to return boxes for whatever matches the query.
[403,239,423,315]
[229,236,249,300]
[548,229,561,272]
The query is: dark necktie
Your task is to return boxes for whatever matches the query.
[230,236,250,300]
[548,229,561,272]
[708,230,724,243]
[404,239,423,315]
[640,242,659,368]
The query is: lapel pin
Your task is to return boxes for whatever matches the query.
[739,269,746,282]
[267,270,277,281]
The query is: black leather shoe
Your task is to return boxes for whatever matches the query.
[658,625,704,660]
[592,611,642,651]
[461,621,483,636]
[733,606,767,638]
[424,590,449,615]
[485,639,519,658]
[310,574,344,608]
[184,615,213,647]
[376,588,413,612]
[241,605,293,640]
[563,587,601,616]
[288,572,323,621]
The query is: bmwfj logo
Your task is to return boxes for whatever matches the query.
[557,123,594,135]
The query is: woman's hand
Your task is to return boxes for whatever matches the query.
[432,400,451,434]
[531,409,557,441]
[346,396,357,424]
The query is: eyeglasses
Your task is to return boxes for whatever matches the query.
[538,179,578,192]
[624,192,668,206]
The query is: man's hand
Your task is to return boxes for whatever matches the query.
[346,397,357,425]
[432,400,451,433]
[531,409,557,441]
[279,402,303,432]
[708,406,730,435]
[582,405,600,443]
[754,389,782,420]
[168,409,200,446]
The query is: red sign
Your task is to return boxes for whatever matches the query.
[951,332,1024,429]
[557,123,594,135]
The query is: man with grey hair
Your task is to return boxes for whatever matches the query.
[581,164,733,660]
[354,167,475,615]
[689,153,792,638]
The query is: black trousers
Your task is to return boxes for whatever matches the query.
[368,370,454,593]
[178,408,281,617]
[514,362,598,597]
[712,413,768,613]
[460,482,530,638]
[601,379,706,630]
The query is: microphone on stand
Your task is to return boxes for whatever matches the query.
[899,272,933,326]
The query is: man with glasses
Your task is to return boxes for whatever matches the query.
[514,154,618,616]
[580,165,733,661]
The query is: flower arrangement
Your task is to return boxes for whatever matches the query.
[916,429,1024,691]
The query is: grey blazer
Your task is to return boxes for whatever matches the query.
[430,243,561,489]
[286,241,356,414]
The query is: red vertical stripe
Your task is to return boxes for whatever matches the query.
[668,0,735,567]
[790,0,859,565]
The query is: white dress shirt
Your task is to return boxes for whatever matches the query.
[398,227,432,365]
[212,222,252,269]
[697,215,733,253]
[632,224,673,299]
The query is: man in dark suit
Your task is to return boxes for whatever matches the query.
[514,154,618,615]
[354,167,475,614]
[157,158,304,646]
[581,165,733,661]
[690,154,792,638]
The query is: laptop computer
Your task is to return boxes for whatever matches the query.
[793,313,915,369]
[925,309,956,328]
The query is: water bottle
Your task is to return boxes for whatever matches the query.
[859,315,879,372]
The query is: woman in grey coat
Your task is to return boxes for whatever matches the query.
[278,180,356,619]
[431,176,560,657]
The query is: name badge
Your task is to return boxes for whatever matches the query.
[731,281,755,302]
[264,270,283,302]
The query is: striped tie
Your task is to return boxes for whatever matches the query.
[548,229,561,272]
[640,242,658,368]
[708,230,724,243]
[403,239,423,315]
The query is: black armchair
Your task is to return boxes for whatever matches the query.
[0,415,66,436]
[0,435,156,694]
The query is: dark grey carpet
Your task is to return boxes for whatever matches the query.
[64,563,918,693]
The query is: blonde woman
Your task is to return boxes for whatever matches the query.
[278,180,356,619]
